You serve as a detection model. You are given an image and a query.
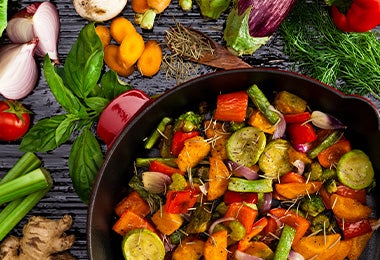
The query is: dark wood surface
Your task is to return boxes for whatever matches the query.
[1,1,379,259]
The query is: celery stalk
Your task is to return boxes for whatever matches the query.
[0,152,41,184]
[0,187,51,241]
[0,168,52,205]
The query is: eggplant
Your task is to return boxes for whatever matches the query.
[224,0,296,55]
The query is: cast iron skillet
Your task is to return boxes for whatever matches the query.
[87,68,380,259]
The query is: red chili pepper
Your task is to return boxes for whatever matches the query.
[97,89,151,147]
[330,0,380,32]
[148,160,183,176]
[286,122,317,145]
[223,190,258,205]
[284,112,311,124]
[165,188,199,214]
[336,217,373,239]
[170,130,200,156]
[213,91,248,122]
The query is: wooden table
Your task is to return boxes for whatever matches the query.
[1,1,379,259]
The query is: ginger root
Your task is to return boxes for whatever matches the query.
[0,215,76,260]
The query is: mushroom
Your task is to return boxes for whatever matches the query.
[73,0,128,22]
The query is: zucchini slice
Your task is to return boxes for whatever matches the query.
[337,149,374,190]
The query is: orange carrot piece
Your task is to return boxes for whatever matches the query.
[330,193,372,222]
[274,181,322,200]
[207,156,230,201]
[114,191,151,217]
[131,0,150,13]
[151,205,184,235]
[110,16,136,44]
[95,25,111,47]
[119,31,145,69]
[203,230,228,260]
[104,44,134,77]
[213,91,249,122]
[112,209,155,236]
[318,139,351,168]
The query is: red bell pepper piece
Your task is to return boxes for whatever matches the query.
[330,0,380,33]
[213,91,249,122]
[97,89,151,147]
[336,217,373,239]
[165,188,199,214]
[269,207,310,245]
[279,172,306,184]
[224,202,258,233]
[336,184,367,204]
[264,216,279,235]
[148,160,183,176]
[286,122,317,145]
[223,190,258,205]
[284,112,311,124]
[170,130,200,156]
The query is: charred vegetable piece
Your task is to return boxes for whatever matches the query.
[258,139,293,178]
[300,195,325,217]
[173,111,202,132]
[274,91,307,114]
[336,149,374,190]
[187,204,212,234]
[226,126,266,167]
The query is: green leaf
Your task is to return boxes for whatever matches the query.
[68,128,103,204]
[64,23,104,99]
[19,115,69,152]
[99,70,132,100]
[84,96,109,114]
[0,0,7,37]
[55,114,79,145]
[43,55,88,117]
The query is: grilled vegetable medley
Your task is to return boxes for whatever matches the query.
[112,83,377,260]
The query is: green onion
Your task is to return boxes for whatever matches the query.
[0,167,52,205]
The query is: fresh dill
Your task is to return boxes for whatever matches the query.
[280,0,380,100]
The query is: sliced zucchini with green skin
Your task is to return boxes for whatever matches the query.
[226,126,266,167]
[122,228,165,260]
[337,149,374,190]
[258,139,293,178]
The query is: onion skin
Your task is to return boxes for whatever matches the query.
[0,40,38,100]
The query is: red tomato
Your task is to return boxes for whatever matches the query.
[0,100,31,141]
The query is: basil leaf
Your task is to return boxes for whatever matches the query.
[55,114,79,145]
[20,114,68,152]
[43,55,88,117]
[85,96,109,113]
[68,128,103,204]
[100,70,132,100]
[64,23,104,99]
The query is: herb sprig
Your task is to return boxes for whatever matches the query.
[20,23,132,204]
[280,0,380,100]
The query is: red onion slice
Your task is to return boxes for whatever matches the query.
[225,160,259,180]
[234,250,264,260]
[208,217,236,234]
[259,193,272,214]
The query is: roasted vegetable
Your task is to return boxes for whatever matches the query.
[300,195,325,217]
[174,111,202,132]
[224,0,296,55]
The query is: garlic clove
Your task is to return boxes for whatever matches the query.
[6,2,60,63]
[32,2,60,63]
[73,0,128,22]
[0,40,39,100]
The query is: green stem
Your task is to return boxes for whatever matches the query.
[307,130,343,159]
[0,168,52,205]
[144,117,172,149]
[273,225,296,260]
[0,187,51,241]
[228,178,273,193]
[0,152,41,184]
[247,84,280,125]
[136,157,178,168]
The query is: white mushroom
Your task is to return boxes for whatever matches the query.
[73,0,128,22]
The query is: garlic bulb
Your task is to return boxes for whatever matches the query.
[0,40,38,100]
[6,2,60,63]
[73,0,128,22]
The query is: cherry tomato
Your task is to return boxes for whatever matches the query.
[0,100,31,141]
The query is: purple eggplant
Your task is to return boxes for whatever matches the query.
[224,0,296,55]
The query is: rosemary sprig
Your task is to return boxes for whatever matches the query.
[280,0,380,100]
